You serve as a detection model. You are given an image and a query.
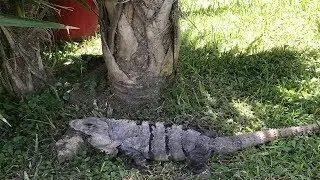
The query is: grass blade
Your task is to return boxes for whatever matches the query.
[0,113,11,127]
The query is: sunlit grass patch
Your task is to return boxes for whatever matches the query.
[74,34,102,56]
[180,0,320,52]
[46,34,102,69]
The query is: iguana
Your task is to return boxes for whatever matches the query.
[56,117,319,175]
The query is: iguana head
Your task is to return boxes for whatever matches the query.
[69,118,120,155]
[69,117,110,135]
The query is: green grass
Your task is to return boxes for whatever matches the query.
[1,0,320,179]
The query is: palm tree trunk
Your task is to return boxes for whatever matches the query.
[98,0,180,104]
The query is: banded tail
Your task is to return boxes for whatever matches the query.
[211,123,320,153]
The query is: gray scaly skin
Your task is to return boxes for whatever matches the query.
[63,117,319,174]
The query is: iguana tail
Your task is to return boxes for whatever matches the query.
[211,123,320,153]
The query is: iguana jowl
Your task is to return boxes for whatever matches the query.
[58,117,320,174]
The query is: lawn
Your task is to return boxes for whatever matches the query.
[1,0,320,179]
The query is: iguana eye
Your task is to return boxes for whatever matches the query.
[85,123,93,127]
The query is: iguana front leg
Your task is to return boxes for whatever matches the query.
[121,145,147,168]
[88,135,120,156]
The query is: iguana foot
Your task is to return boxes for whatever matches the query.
[195,168,211,180]
[187,143,211,174]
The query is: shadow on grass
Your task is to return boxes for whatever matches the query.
[163,35,320,134]
[4,35,317,135]
[50,37,319,136]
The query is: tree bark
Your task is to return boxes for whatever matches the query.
[98,0,180,104]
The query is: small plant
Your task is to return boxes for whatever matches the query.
[0,0,80,97]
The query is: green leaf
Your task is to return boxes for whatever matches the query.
[75,0,91,10]
[0,15,79,29]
